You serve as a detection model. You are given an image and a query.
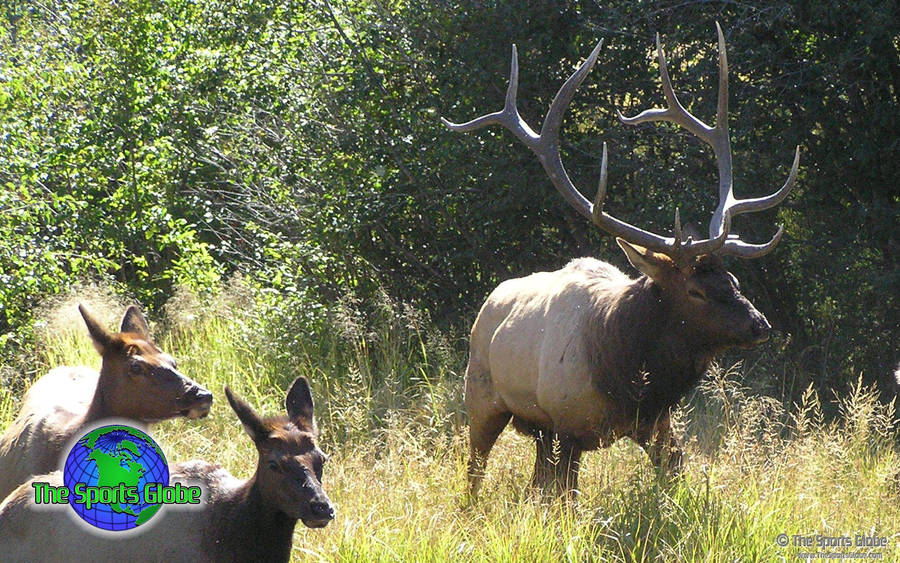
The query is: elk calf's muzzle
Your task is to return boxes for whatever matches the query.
[310,499,335,520]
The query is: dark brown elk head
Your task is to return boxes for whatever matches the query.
[617,241,770,350]
[443,23,798,352]
[79,304,213,420]
[225,378,335,528]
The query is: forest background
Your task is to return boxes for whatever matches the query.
[0,2,898,559]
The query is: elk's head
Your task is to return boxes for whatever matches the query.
[225,378,335,529]
[443,23,799,352]
[617,239,770,349]
[79,304,213,421]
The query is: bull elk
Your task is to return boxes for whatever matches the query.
[0,377,334,562]
[0,304,213,500]
[443,24,799,496]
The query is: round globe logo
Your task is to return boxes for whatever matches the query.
[63,424,169,531]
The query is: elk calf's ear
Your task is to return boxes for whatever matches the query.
[79,304,113,355]
[120,305,151,339]
[616,238,674,282]
[225,386,269,443]
[285,377,316,432]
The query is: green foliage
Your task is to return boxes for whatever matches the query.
[0,0,896,393]
[0,0,224,348]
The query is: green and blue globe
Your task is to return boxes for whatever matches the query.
[63,424,169,531]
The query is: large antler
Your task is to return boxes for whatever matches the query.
[441,41,684,255]
[619,22,800,259]
[442,24,799,262]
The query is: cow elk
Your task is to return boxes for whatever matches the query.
[0,304,213,500]
[0,377,334,562]
[443,24,799,497]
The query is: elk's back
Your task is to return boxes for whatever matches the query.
[0,366,98,500]
[0,470,207,562]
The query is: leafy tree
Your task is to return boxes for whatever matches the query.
[1,0,896,397]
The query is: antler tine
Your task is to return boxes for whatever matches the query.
[706,22,734,242]
[444,40,679,253]
[717,145,799,256]
[592,141,678,249]
[715,22,729,148]
[673,207,683,246]
[719,225,784,258]
[616,23,799,260]
[536,39,605,219]
[590,139,684,250]
[729,146,800,216]
[616,34,719,146]
[441,45,539,144]
[542,41,604,140]
[591,142,608,221]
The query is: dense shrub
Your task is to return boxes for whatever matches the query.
[1,0,896,397]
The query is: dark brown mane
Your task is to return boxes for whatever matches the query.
[586,275,712,423]
[197,477,294,563]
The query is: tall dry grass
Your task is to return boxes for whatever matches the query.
[1,284,898,561]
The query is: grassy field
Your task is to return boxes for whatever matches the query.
[1,288,898,562]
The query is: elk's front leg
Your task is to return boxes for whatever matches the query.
[636,411,683,474]
[533,430,582,499]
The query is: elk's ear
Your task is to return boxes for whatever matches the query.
[616,238,674,282]
[120,305,151,339]
[225,386,269,443]
[285,377,316,432]
[79,304,113,355]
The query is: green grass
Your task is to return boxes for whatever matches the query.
[2,288,899,561]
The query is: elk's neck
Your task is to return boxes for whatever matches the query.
[592,276,714,421]
[82,373,113,424]
[83,369,131,423]
[210,475,297,562]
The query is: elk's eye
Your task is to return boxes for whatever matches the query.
[688,289,706,301]
[129,362,143,375]
[268,460,280,472]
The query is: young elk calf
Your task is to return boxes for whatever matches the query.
[0,378,335,563]
[0,304,213,500]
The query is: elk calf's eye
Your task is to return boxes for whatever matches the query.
[129,362,143,375]
[267,460,279,472]
[688,289,706,300]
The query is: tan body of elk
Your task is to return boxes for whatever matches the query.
[0,304,213,500]
[0,377,334,562]
[444,24,799,497]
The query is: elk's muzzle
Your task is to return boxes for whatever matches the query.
[182,384,213,419]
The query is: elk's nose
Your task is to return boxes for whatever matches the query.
[310,501,335,520]
[192,388,213,404]
[751,317,771,342]
[184,387,213,419]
